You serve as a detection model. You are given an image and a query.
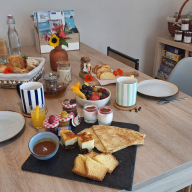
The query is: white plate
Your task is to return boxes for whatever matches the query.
[0,111,25,142]
[137,79,179,98]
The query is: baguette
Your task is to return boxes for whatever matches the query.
[92,64,101,73]
[96,64,111,74]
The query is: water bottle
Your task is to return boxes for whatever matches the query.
[6,14,21,56]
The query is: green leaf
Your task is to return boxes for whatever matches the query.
[59,38,68,47]
[23,55,28,59]
[16,64,19,67]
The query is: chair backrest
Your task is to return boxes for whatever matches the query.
[168,57,192,97]
[107,46,139,70]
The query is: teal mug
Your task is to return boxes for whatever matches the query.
[116,77,137,107]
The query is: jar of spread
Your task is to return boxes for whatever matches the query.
[43,117,59,135]
[181,18,191,31]
[57,59,72,82]
[56,112,74,127]
[62,99,77,116]
[80,56,91,73]
[174,30,183,42]
[183,31,192,43]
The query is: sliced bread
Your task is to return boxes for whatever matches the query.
[92,64,101,73]
[99,71,115,80]
[93,153,119,174]
[72,154,87,177]
[96,64,111,74]
[83,150,98,158]
[85,157,108,181]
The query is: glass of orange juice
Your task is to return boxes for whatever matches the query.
[29,104,46,129]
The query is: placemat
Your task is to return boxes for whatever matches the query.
[22,120,140,191]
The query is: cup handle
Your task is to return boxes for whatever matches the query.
[16,83,22,98]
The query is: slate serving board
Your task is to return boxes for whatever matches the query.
[22,120,140,191]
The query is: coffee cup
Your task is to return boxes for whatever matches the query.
[16,82,45,114]
[116,77,137,107]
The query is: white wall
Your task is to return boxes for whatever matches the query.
[177,0,192,15]
[0,0,178,76]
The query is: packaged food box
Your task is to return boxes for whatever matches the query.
[162,57,177,69]
[157,70,170,80]
[159,64,172,74]
[164,44,185,55]
[162,50,184,62]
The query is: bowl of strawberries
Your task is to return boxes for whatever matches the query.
[74,85,111,108]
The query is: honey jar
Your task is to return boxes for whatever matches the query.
[174,30,183,42]
[183,31,192,44]
[181,18,191,31]
[80,56,91,73]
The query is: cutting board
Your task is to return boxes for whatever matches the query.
[22,120,140,191]
[79,71,139,86]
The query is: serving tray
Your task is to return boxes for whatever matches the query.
[22,120,140,191]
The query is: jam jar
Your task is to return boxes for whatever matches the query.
[43,118,59,135]
[183,31,192,43]
[181,18,191,31]
[174,30,183,42]
[56,113,73,127]
[62,99,77,116]
[80,56,91,73]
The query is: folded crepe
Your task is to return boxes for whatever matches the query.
[92,125,146,153]
[80,125,145,153]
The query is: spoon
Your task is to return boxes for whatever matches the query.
[158,97,187,105]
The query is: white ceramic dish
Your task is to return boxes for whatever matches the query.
[29,132,59,160]
[76,86,111,108]
[0,111,25,142]
[137,79,179,98]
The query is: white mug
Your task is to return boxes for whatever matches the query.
[17,82,45,114]
[116,77,137,107]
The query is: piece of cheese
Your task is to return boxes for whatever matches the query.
[77,132,94,152]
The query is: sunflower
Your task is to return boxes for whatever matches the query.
[48,35,60,47]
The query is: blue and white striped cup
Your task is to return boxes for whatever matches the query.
[116,77,137,107]
[16,82,45,114]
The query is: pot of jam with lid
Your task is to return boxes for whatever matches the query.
[183,31,192,43]
[62,99,77,117]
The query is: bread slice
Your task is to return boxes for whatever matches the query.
[83,150,98,158]
[99,71,115,80]
[96,64,111,74]
[72,154,87,177]
[92,64,101,73]
[93,153,119,173]
[85,157,108,181]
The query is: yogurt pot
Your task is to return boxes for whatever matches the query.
[83,104,98,124]
[98,106,113,126]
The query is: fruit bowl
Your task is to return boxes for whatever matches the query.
[75,86,111,108]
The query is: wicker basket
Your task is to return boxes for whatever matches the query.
[168,0,190,37]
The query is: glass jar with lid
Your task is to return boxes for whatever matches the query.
[181,18,191,31]
[39,73,70,99]
[80,56,91,73]
[57,59,72,82]
[183,31,192,43]
[174,30,183,42]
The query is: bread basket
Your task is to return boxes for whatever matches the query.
[0,57,45,89]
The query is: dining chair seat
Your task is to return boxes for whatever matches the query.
[107,47,139,70]
[168,57,192,97]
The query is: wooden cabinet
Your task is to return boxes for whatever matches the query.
[153,36,192,80]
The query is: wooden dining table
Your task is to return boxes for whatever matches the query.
[1,43,192,192]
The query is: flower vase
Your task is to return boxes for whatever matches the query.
[50,45,68,71]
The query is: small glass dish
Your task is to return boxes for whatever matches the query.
[98,106,113,126]
[83,104,98,124]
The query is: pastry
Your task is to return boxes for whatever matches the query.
[26,58,39,71]
[77,132,94,153]
[4,63,14,70]
[92,125,146,153]
[13,67,29,74]
[7,56,26,69]
[0,64,7,73]
[93,153,119,174]
[85,157,108,181]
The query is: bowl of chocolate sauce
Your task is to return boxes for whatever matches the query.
[29,132,59,160]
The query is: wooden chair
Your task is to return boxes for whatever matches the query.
[107,46,139,70]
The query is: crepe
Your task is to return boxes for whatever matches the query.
[80,128,107,153]
[92,125,146,153]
